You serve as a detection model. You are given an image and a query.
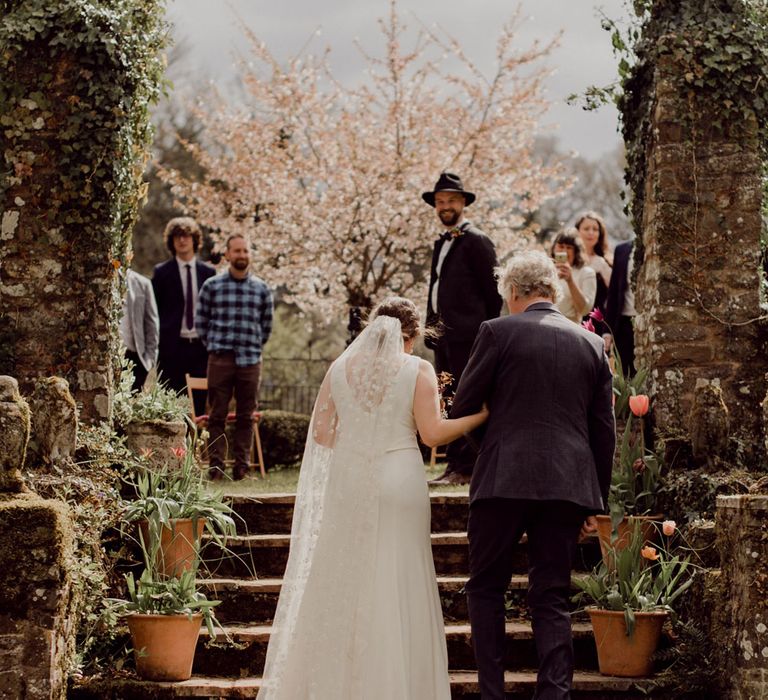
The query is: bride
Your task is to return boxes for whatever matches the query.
[257,296,488,699]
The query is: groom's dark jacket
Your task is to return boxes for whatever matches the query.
[451,302,615,513]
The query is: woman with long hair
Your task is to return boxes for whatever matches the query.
[257,297,488,700]
[574,211,612,315]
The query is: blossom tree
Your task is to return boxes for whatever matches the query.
[163,1,570,321]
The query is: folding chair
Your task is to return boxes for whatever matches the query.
[429,444,448,468]
[185,374,266,478]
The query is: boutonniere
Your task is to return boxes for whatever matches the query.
[441,227,464,241]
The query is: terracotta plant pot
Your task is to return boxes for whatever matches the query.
[588,607,667,677]
[138,518,205,577]
[595,514,661,567]
[124,419,186,467]
[127,613,202,681]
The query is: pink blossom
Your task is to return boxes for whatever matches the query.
[160,9,568,319]
[632,458,647,474]
[139,447,154,459]
[581,319,596,334]
[588,308,605,323]
[170,446,187,459]
[662,520,676,537]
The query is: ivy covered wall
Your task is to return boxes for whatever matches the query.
[617,0,768,469]
[0,0,168,421]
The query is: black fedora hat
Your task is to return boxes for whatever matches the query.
[422,172,476,207]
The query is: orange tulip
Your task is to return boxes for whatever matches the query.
[641,546,659,561]
[629,394,650,417]
[170,446,187,459]
[662,520,676,537]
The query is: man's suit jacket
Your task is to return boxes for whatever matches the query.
[451,302,615,512]
[604,240,633,332]
[152,258,216,357]
[124,270,159,371]
[426,223,502,348]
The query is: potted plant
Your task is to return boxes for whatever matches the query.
[109,537,221,681]
[596,391,664,565]
[122,440,237,577]
[573,519,695,677]
[114,359,189,463]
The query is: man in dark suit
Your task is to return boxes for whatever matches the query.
[152,217,216,416]
[423,172,503,484]
[452,250,615,700]
[603,239,636,376]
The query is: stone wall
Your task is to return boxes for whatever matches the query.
[0,497,75,700]
[0,1,167,424]
[634,52,768,468]
[0,375,75,700]
[716,495,768,698]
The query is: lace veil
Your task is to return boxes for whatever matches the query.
[258,315,409,698]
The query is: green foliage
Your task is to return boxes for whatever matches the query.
[646,618,724,697]
[0,0,169,382]
[109,561,220,638]
[612,362,649,422]
[121,438,237,544]
[573,520,695,636]
[610,411,663,526]
[259,410,311,467]
[113,357,190,429]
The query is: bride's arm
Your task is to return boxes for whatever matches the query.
[311,369,338,448]
[413,359,488,448]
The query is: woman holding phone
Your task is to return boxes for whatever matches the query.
[549,229,597,324]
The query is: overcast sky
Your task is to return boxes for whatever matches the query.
[164,0,629,159]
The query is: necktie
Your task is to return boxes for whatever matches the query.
[185,264,194,330]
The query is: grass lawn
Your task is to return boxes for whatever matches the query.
[213,463,468,495]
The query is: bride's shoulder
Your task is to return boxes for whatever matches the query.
[414,357,437,384]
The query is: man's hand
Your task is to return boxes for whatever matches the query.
[579,515,598,542]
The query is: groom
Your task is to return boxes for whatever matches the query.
[451,250,615,700]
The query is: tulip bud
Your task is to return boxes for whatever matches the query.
[629,394,650,417]
[662,520,676,537]
[641,546,659,561]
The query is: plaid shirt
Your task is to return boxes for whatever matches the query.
[195,271,273,366]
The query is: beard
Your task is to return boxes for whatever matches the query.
[438,209,460,227]
[232,259,250,271]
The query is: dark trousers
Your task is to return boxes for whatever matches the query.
[207,352,261,471]
[466,499,585,700]
[434,338,475,475]
[614,315,635,377]
[157,338,209,416]
[125,350,148,393]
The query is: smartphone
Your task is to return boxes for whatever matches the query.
[554,251,568,264]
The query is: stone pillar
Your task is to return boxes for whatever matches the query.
[0,376,75,700]
[634,50,768,466]
[0,2,166,424]
[716,495,768,698]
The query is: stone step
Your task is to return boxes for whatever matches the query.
[199,574,592,625]
[200,532,602,579]
[190,621,599,677]
[70,670,665,699]
[225,492,474,535]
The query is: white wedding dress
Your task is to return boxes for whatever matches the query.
[257,317,450,700]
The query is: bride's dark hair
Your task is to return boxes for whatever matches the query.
[369,296,422,340]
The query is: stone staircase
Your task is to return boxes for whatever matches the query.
[72,493,664,699]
